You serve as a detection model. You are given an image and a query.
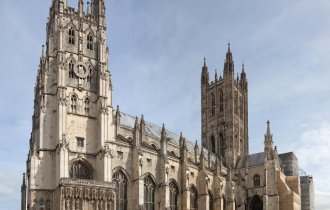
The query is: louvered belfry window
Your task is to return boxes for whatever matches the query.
[112,170,128,210]
[69,27,75,45]
[169,181,178,210]
[144,176,155,210]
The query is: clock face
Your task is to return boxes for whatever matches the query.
[73,62,89,78]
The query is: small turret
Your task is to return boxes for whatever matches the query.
[240,64,247,90]
[160,124,167,154]
[223,43,235,80]
[199,148,205,170]
[215,69,218,82]
[78,0,84,16]
[264,121,274,160]
[201,58,209,84]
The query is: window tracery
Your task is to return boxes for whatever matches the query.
[190,186,198,210]
[69,60,75,79]
[84,98,90,115]
[69,27,75,45]
[87,33,93,50]
[144,176,155,210]
[169,180,178,210]
[112,170,128,210]
[69,160,93,180]
[70,95,77,113]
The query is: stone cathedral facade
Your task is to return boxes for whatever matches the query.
[21,1,314,210]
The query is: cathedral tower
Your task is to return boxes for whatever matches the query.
[201,44,248,169]
[24,0,116,209]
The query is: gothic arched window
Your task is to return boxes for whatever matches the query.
[144,176,155,210]
[249,195,263,210]
[211,93,216,116]
[84,98,90,115]
[68,27,75,45]
[69,160,93,179]
[87,33,93,50]
[113,170,128,210]
[219,89,224,113]
[169,180,178,210]
[190,186,198,210]
[69,60,75,78]
[210,136,216,153]
[208,191,213,210]
[70,95,77,113]
[86,65,93,83]
[254,174,261,187]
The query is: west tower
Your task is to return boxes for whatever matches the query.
[201,45,248,169]
[25,0,116,209]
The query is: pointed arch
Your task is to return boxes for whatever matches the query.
[70,94,78,113]
[86,65,93,83]
[249,195,263,210]
[144,175,156,210]
[68,27,75,45]
[210,135,216,153]
[189,185,198,210]
[68,60,75,78]
[69,159,94,180]
[211,93,216,116]
[87,33,94,50]
[219,89,224,113]
[112,170,128,210]
[83,97,90,115]
[253,174,261,187]
[169,179,179,210]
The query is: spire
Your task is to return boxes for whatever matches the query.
[116,105,121,116]
[42,45,45,58]
[223,43,234,80]
[194,140,199,150]
[21,173,26,188]
[179,132,184,147]
[140,114,145,125]
[264,120,275,160]
[78,0,84,16]
[266,120,271,136]
[134,116,139,130]
[161,123,166,141]
[201,57,209,84]
[199,148,205,170]
[215,69,218,82]
[240,64,247,90]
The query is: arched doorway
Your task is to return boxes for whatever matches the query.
[249,195,263,210]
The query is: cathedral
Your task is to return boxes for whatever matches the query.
[21,0,314,210]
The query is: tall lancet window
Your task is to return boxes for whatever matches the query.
[70,95,77,113]
[211,136,216,153]
[219,89,224,113]
[86,65,93,83]
[68,27,75,45]
[84,98,90,115]
[144,176,155,210]
[169,180,178,210]
[211,93,216,116]
[113,170,128,210]
[87,33,94,50]
[69,60,75,78]
[254,174,261,187]
[190,186,198,210]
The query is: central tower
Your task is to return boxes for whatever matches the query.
[25,0,116,209]
[201,45,248,168]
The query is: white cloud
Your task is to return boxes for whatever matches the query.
[292,122,330,209]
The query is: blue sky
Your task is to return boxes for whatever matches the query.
[0,0,329,209]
